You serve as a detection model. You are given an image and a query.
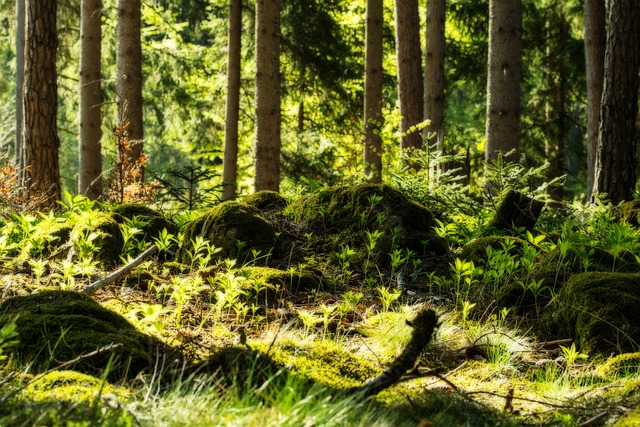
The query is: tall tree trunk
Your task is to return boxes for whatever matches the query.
[78,0,103,200]
[593,0,640,204]
[584,0,606,200]
[363,0,383,183]
[222,0,242,200]
[15,0,25,171]
[254,0,281,192]
[394,0,423,166]
[485,0,522,165]
[22,0,61,209]
[424,0,445,158]
[116,0,144,180]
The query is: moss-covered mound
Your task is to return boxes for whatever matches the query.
[242,190,288,212]
[21,370,129,404]
[70,212,124,267]
[597,352,640,378]
[287,183,448,263]
[0,291,164,380]
[612,200,640,227]
[485,190,545,234]
[240,266,319,299]
[111,203,179,244]
[178,201,292,266]
[546,272,640,354]
[457,236,525,265]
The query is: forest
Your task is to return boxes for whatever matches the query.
[0,0,639,425]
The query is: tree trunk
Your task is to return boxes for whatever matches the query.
[116,0,144,180]
[22,0,61,209]
[593,0,640,204]
[79,0,103,200]
[222,0,242,200]
[254,0,281,192]
[364,0,383,183]
[15,0,25,170]
[584,0,606,200]
[424,0,445,157]
[394,0,423,166]
[485,0,522,165]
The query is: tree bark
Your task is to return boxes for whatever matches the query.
[222,0,242,200]
[584,0,606,200]
[424,0,446,157]
[254,0,281,192]
[394,0,423,165]
[79,0,103,200]
[593,0,640,204]
[22,0,61,209]
[116,0,144,180]
[364,0,384,183]
[15,0,25,171]
[485,0,522,165]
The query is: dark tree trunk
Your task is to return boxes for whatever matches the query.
[22,0,61,209]
[593,0,640,204]
[485,0,522,165]
[394,0,423,165]
[424,0,445,157]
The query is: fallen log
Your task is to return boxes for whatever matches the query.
[349,307,439,397]
[82,244,158,296]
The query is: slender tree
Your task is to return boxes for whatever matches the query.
[424,0,445,157]
[222,0,242,200]
[593,0,640,203]
[254,0,281,192]
[78,0,103,199]
[15,0,25,170]
[485,0,522,165]
[363,0,383,182]
[394,0,423,164]
[584,0,606,199]
[116,0,144,180]
[22,0,61,208]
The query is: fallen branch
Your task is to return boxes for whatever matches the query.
[82,244,158,295]
[349,307,438,398]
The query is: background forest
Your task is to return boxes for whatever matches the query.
[0,0,608,202]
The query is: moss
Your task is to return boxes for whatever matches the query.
[71,212,124,267]
[615,408,640,427]
[612,200,640,227]
[240,266,319,299]
[111,203,179,244]
[255,339,380,389]
[597,352,640,377]
[547,272,640,354]
[21,370,129,404]
[24,221,73,258]
[0,290,166,381]
[178,201,291,266]
[457,236,524,265]
[242,190,288,212]
[287,183,448,265]
[486,190,544,234]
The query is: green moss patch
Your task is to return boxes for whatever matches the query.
[598,352,640,377]
[111,203,179,244]
[547,272,640,354]
[21,370,129,403]
[0,290,164,380]
[240,266,319,298]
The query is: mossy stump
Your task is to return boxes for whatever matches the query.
[547,272,640,354]
[487,190,544,234]
[0,291,164,381]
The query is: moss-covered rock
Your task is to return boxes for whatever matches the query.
[0,291,165,380]
[457,236,525,265]
[287,183,448,263]
[178,201,291,266]
[612,200,640,227]
[240,266,319,299]
[546,272,640,354]
[486,190,544,234]
[70,212,124,267]
[20,370,129,404]
[242,190,288,212]
[111,203,179,244]
[597,352,640,377]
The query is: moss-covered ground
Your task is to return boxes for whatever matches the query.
[1,185,639,426]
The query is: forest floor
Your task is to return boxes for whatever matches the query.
[0,184,639,426]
